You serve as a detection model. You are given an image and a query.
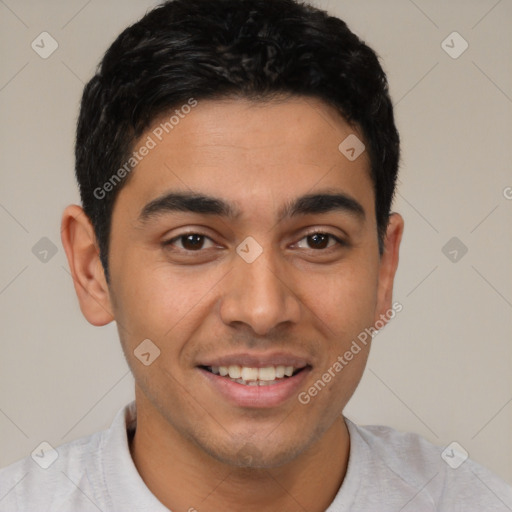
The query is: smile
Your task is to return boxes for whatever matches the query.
[202,365,305,386]
[198,361,312,407]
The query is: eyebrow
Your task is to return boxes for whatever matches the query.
[138,189,365,224]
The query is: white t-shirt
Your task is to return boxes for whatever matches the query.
[1,401,511,511]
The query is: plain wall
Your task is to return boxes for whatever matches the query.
[1,0,511,484]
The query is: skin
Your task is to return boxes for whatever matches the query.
[61,97,403,512]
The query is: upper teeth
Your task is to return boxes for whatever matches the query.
[211,365,296,381]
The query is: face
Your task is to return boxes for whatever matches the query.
[104,97,400,468]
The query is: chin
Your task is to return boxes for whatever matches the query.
[199,432,312,470]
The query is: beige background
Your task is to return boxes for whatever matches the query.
[1,0,511,485]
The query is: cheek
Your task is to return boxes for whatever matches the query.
[303,260,379,339]
[110,253,221,350]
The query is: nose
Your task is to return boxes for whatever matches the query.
[219,244,301,336]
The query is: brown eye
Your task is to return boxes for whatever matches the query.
[307,233,329,249]
[164,233,215,251]
[296,232,343,250]
[181,234,205,250]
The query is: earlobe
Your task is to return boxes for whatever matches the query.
[60,205,115,326]
[375,213,404,325]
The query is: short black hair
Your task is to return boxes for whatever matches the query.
[75,0,399,282]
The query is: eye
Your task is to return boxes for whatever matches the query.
[164,233,216,251]
[295,232,345,250]
[163,231,346,254]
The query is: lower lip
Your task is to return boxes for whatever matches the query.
[198,367,311,408]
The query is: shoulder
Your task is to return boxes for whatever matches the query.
[345,418,512,511]
[0,429,106,512]
[0,401,137,512]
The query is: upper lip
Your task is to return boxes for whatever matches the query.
[198,352,311,369]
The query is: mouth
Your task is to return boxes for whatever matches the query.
[200,364,307,386]
[197,357,312,408]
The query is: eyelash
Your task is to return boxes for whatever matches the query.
[162,230,347,253]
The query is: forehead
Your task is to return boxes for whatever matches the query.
[114,97,374,221]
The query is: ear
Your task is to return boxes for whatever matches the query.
[374,213,404,324]
[61,205,114,326]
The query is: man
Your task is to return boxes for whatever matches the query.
[1,0,511,510]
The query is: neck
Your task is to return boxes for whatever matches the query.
[129,398,350,512]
